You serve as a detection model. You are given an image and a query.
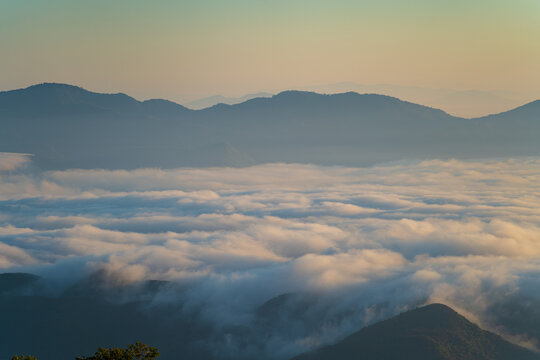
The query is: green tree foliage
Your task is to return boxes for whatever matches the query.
[10,342,158,360]
[76,342,159,360]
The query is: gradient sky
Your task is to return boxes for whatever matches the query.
[1,0,539,103]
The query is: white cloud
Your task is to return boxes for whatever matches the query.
[3,156,540,355]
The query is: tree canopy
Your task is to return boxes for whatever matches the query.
[12,342,159,360]
[76,342,159,360]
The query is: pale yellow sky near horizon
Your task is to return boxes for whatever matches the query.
[1,0,539,116]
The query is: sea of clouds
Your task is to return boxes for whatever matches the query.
[2,152,540,357]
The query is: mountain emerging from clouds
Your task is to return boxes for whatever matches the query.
[1,83,540,170]
[2,272,538,360]
[292,303,539,360]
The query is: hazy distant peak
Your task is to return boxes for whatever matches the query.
[272,90,371,101]
[185,91,273,109]
[198,90,420,114]
[274,90,410,102]
[270,90,446,113]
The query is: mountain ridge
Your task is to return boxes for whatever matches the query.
[291,303,539,360]
[2,83,540,170]
[185,91,273,110]
[4,82,538,116]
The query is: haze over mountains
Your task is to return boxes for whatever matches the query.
[185,92,273,110]
[1,83,539,171]
[183,82,536,118]
[299,82,536,118]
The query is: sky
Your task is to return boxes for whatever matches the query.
[1,0,540,108]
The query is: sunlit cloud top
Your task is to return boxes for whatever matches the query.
[3,155,540,356]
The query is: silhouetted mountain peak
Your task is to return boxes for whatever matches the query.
[267,90,448,115]
[0,82,140,116]
[185,91,273,109]
[25,82,86,92]
[8,82,133,101]
[292,303,539,360]
[0,83,193,119]
[392,303,463,327]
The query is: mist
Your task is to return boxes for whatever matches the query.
[2,153,540,358]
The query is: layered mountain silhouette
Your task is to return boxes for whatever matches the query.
[300,82,530,118]
[185,92,273,109]
[1,83,540,169]
[292,303,539,360]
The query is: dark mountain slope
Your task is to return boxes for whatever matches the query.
[0,272,214,360]
[0,272,39,295]
[292,303,538,360]
[476,100,540,121]
[471,100,540,145]
[1,274,538,360]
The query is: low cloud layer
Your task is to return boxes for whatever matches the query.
[2,154,540,357]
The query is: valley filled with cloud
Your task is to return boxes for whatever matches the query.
[2,153,540,357]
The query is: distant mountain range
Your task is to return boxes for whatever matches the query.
[1,273,538,360]
[185,92,273,110]
[298,82,537,118]
[182,83,535,118]
[1,83,540,170]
